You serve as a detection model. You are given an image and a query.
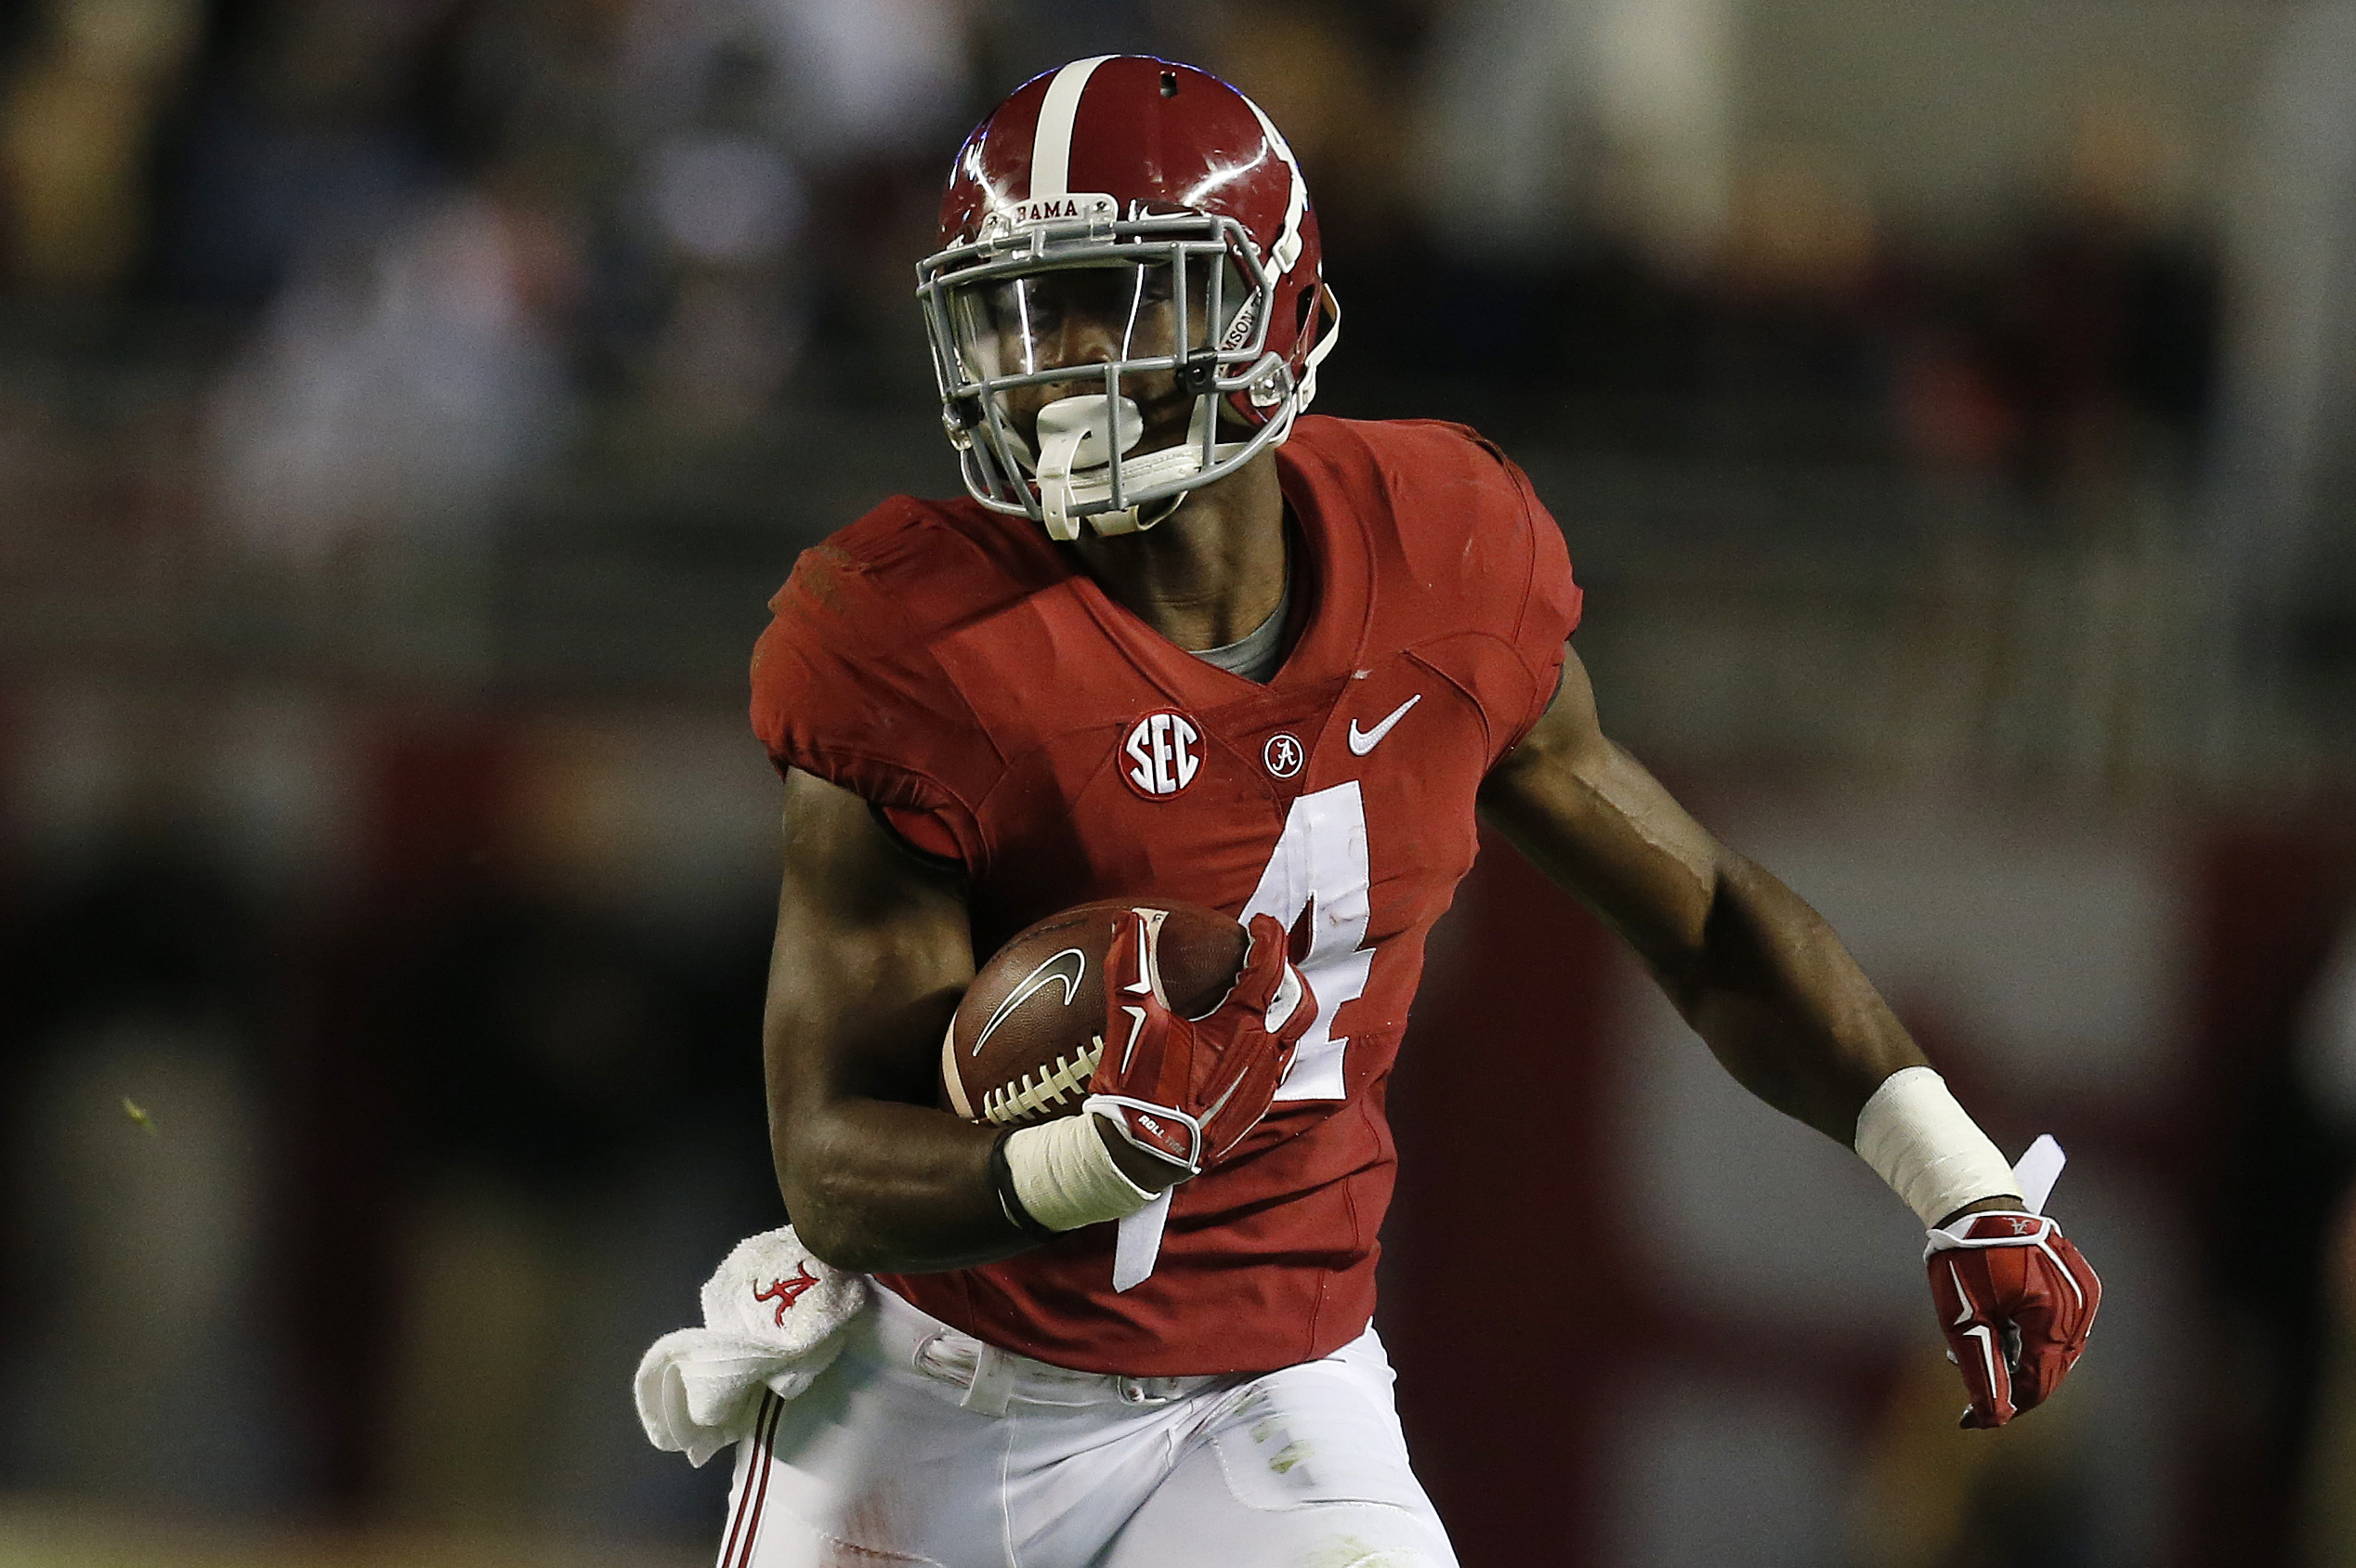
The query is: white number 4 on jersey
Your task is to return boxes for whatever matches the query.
[1242,782,1372,1102]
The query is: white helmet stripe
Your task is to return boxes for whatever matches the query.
[1028,55,1116,201]
[1237,91,1306,275]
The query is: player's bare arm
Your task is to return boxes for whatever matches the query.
[1480,649,2029,1227]
[1479,651,1942,1154]
[763,765,1023,1274]
[1483,647,2098,1423]
[766,766,1260,1274]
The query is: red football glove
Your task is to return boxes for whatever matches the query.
[1926,1210,2101,1428]
[1084,909,1315,1176]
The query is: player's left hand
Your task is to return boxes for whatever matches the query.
[1086,910,1315,1177]
[1925,1209,2101,1428]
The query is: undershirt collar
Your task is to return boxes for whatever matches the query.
[1189,568,1292,685]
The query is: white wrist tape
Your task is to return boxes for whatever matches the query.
[1854,1065,2022,1226]
[1004,1115,1158,1233]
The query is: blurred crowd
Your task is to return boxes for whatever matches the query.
[3,2,2356,1565]
[0,0,2249,557]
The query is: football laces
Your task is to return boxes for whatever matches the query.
[980,1037,1107,1126]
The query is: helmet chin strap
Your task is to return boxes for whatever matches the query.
[1029,394,1242,541]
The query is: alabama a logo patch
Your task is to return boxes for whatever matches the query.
[1121,711,1202,799]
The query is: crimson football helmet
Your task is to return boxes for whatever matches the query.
[916,56,1339,539]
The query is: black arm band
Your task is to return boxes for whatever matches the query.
[988,1127,1057,1244]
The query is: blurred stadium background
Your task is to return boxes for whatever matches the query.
[3,0,2354,1564]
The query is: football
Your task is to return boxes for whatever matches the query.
[941,899,1249,1129]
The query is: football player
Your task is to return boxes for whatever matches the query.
[736,57,2100,1568]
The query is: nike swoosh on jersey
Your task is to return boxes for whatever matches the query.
[1346,694,1421,755]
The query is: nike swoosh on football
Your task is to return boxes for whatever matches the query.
[972,947,1085,1055]
[1346,693,1421,755]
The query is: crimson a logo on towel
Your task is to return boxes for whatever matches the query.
[753,1263,819,1326]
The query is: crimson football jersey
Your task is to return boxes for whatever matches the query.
[750,415,1581,1375]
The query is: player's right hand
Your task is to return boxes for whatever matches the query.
[1084,911,1315,1178]
[1925,1210,2101,1427]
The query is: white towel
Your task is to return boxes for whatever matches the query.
[634,1225,870,1467]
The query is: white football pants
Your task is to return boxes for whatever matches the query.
[713,1289,1458,1568]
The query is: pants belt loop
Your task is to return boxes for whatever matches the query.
[961,1344,1017,1417]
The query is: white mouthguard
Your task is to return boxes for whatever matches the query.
[1027,394,1242,539]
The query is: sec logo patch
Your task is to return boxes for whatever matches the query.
[1121,711,1202,798]
[1263,733,1303,778]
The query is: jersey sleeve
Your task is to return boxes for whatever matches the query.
[749,507,1003,871]
[1480,436,1584,754]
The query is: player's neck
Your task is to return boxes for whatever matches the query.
[1071,449,1288,653]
